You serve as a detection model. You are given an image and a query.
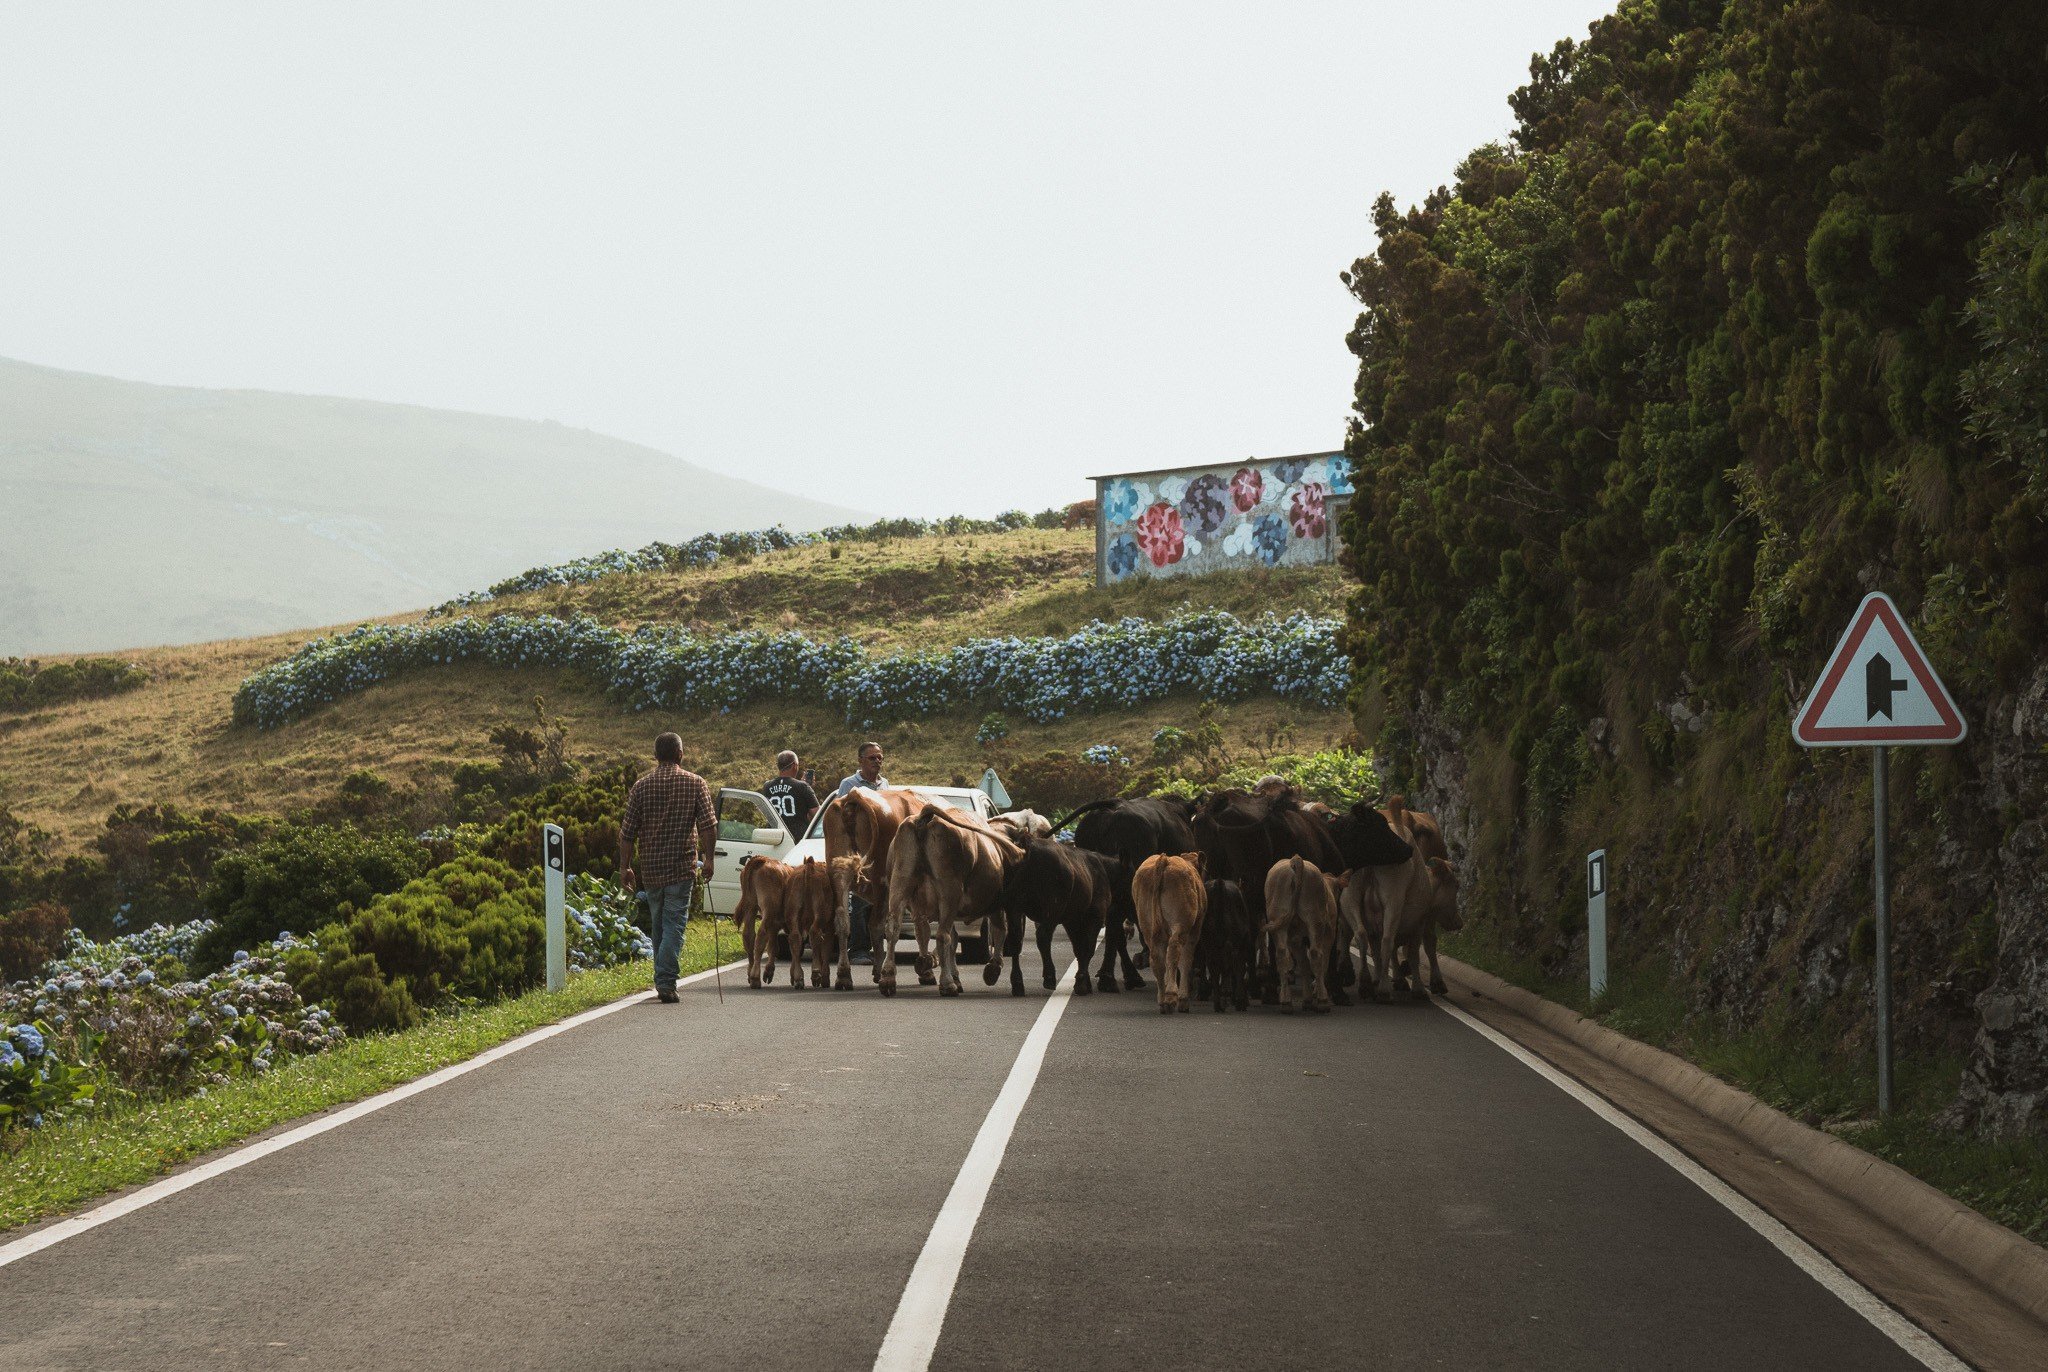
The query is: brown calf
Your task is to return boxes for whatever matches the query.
[1264,855,1343,1014]
[822,787,930,986]
[1132,852,1207,1014]
[736,856,833,990]
[884,805,1021,997]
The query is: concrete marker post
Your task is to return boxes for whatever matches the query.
[544,823,567,993]
[1587,848,1608,1001]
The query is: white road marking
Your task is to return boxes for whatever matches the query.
[0,959,744,1270]
[873,958,1079,1372]
[1435,998,1967,1372]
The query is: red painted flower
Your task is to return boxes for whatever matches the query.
[1287,482,1327,539]
[1230,467,1263,512]
[1134,501,1186,567]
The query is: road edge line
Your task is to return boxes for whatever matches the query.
[1435,996,1966,1372]
[873,960,1079,1372]
[0,958,744,1271]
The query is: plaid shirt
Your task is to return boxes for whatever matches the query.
[621,764,717,889]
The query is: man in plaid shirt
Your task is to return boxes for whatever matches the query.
[618,733,718,1003]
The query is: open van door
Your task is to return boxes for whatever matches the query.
[707,788,794,915]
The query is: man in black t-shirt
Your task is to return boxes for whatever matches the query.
[762,750,820,838]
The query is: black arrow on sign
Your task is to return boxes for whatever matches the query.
[1866,653,1909,720]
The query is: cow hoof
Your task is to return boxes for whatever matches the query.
[940,983,962,998]
[879,982,897,998]
[1429,979,1448,997]
[1310,1001,1332,1015]
[1010,983,1026,998]
[1280,1001,1297,1015]
[1329,989,1351,1007]
[1123,975,1146,991]
[1177,999,1190,1014]
[1073,977,1093,997]
[983,962,1001,986]
[1096,974,1120,993]
[836,979,853,992]
[1158,1000,1174,1015]
[1041,973,1057,989]
[747,978,761,990]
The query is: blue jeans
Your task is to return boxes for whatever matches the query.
[648,880,694,990]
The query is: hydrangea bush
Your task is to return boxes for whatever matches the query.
[425,510,1066,616]
[1,931,344,1130]
[236,610,1347,730]
[564,873,653,969]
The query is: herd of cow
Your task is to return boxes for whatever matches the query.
[733,782,1462,1015]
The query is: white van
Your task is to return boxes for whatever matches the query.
[704,784,1000,960]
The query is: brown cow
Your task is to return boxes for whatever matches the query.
[1354,801,1460,1002]
[812,855,866,990]
[736,856,832,990]
[1264,855,1344,1014]
[1132,852,1207,1014]
[1382,796,1462,996]
[884,805,1021,997]
[822,787,930,987]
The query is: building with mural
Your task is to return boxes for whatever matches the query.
[1090,450,1352,586]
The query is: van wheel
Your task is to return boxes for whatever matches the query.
[958,934,989,963]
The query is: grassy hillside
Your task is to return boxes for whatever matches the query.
[0,356,869,657]
[0,527,1351,854]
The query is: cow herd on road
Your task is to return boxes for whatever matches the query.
[733,783,1463,1016]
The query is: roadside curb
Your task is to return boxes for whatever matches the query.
[1440,954,2048,1329]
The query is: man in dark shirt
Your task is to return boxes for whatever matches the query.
[762,750,820,838]
[619,732,718,1003]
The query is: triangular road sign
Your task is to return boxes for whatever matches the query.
[1793,592,1966,747]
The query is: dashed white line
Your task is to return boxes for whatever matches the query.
[0,959,744,1270]
[873,958,1079,1372]
[1435,997,1967,1372]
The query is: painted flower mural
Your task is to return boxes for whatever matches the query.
[1105,534,1140,581]
[1101,479,1145,526]
[1222,520,1258,558]
[1180,474,1230,536]
[1230,467,1263,512]
[1288,482,1328,539]
[1252,513,1288,565]
[1272,457,1309,484]
[1134,501,1186,567]
[1327,456,1354,495]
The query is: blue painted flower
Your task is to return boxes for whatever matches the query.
[1101,479,1143,526]
[1271,458,1309,484]
[1252,513,1289,565]
[1179,474,1230,536]
[1326,456,1354,495]
[1105,534,1140,580]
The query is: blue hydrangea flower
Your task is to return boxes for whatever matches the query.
[9,1024,47,1058]
[0,1041,21,1071]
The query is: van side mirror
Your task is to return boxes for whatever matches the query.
[752,827,789,847]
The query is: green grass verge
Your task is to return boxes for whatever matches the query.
[1444,926,2048,1243]
[0,920,735,1235]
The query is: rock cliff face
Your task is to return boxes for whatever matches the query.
[1949,661,2048,1135]
[1387,661,2047,1138]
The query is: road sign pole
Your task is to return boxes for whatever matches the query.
[1871,747,1891,1116]
[1587,849,1608,1001]
[543,823,567,993]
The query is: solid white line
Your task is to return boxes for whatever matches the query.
[1434,998,1967,1372]
[873,959,1079,1372]
[0,959,746,1270]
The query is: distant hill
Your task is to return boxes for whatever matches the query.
[0,357,868,655]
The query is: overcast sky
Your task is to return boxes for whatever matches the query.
[0,2,1612,518]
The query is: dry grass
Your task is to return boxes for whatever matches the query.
[0,527,1352,852]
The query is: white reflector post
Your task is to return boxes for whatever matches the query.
[544,823,567,993]
[1587,849,1608,1001]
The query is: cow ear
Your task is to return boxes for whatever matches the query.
[1185,851,1205,875]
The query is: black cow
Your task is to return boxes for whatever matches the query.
[1324,801,1417,870]
[1063,797,1200,992]
[998,836,1116,997]
[1195,878,1257,1013]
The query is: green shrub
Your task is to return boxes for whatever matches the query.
[285,856,544,1034]
[196,824,430,969]
[92,803,271,932]
[0,901,71,983]
[0,657,147,714]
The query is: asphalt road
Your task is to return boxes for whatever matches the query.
[1,939,1947,1371]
